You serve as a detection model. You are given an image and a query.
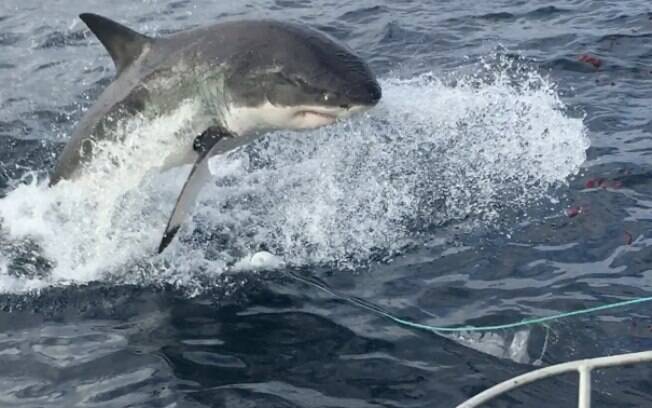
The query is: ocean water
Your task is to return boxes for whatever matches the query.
[0,0,651,406]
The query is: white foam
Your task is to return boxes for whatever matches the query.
[233,251,285,271]
[0,100,202,291]
[0,66,589,295]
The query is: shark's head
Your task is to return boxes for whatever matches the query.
[221,21,382,135]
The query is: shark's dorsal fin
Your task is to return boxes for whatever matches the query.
[80,13,152,75]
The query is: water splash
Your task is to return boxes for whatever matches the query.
[0,66,589,295]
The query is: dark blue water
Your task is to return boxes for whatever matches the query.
[1,0,652,406]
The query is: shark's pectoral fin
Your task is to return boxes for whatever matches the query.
[158,126,235,254]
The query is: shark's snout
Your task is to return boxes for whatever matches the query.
[346,78,382,107]
[366,79,382,105]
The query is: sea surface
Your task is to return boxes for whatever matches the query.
[1,0,651,407]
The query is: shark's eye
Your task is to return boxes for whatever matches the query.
[322,92,336,102]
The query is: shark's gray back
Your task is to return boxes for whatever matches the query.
[50,19,345,184]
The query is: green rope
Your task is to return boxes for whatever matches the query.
[287,271,652,333]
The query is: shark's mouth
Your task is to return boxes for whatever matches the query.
[297,110,338,120]
[292,109,341,129]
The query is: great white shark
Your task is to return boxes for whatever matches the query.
[50,13,382,253]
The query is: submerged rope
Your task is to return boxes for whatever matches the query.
[286,271,652,333]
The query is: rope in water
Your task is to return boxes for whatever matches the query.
[286,271,652,333]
